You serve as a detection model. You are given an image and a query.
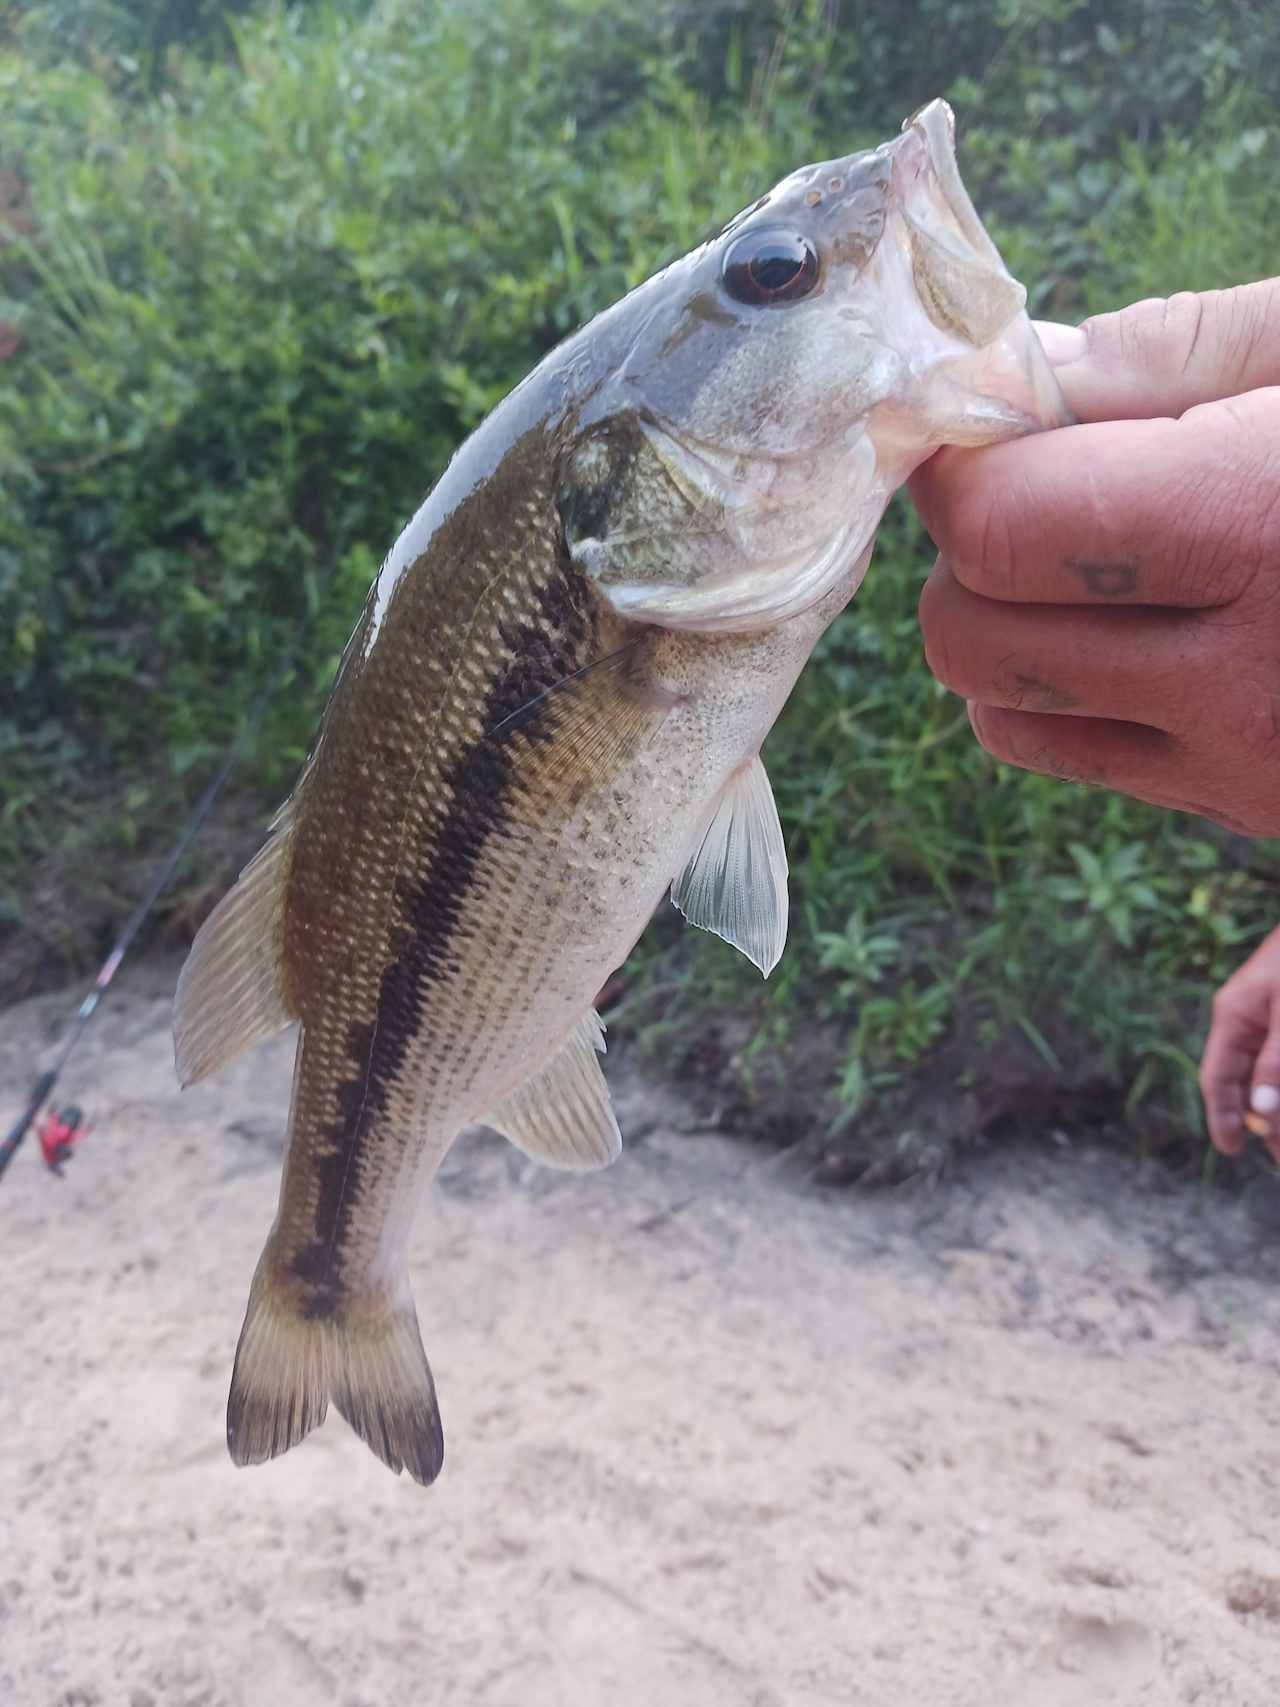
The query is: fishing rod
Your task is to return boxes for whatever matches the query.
[0,644,301,1184]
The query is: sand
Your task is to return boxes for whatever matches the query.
[3,960,1280,1706]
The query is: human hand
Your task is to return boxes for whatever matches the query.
[911,279,1280,837]
[1201,925,1280,1161]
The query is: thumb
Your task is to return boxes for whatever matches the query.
[1033,278,1280,423]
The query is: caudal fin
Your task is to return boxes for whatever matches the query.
[226,1251,444,1485]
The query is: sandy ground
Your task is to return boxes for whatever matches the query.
[4,964,1280,1706]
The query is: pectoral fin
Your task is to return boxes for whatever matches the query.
[671,755,788,977]
[483,1010,622,1170]
[174,805,300,1087]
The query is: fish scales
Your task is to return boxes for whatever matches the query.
[175,100,1070,1483]
[274,450,819,1306]
[277,434,610,1289]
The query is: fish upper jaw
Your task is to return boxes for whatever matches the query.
[849,100,1072,482]
[831,101,1072,448]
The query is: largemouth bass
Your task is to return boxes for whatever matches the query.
[174,100,1068,1485]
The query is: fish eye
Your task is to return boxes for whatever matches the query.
[721,227,819,307]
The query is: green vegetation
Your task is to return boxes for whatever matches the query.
[3,0,1279,1162]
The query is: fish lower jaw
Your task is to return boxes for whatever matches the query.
[598,515,879,635]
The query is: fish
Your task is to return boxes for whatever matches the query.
[173,99,1069,1485]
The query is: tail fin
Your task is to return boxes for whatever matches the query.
[226,1248,444,1485]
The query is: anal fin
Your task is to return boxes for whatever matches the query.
[671,754,788,977]
[482,1010,621,1171]
[174,807,299,1087]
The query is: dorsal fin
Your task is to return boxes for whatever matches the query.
[482,1010,621,1171]
[173,804,300,1088]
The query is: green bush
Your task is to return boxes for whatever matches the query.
[2,0,1279,1156]
[0,0,839,944]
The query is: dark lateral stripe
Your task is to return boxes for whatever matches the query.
[288,551,595,1301]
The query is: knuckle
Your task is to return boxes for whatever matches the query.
[917,566,943,627]
[922,631,954,690]
[1210,980,1252,1022]
[1206,284,1280,391]
[1043,749,1089,786]
[990,654,1022,710]
[1090,284,1280,401]
[1087,292,1216,393]
[972,706,1037,771]
[1199,1059,1232,1102]
[1173,399,1280,606]
[907,457,947,538]
[968,703,1005,758]
[917,580,953,685]
[927,463,1030,601]
[1176,466,1254,605]
[919,571,979,697]
[1082,295,1180,372]
[1219,678,1280,758]
[1225,420,1280,597]
[1162,290,1210,377]
[946,483,1009,592]
[922,458,1057,605]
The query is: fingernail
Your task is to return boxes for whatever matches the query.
[1251,1084,1280,1115]
[1032,319,1088,366]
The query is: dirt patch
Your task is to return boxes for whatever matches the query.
[624,995,1198,1192]
[3,963,1280,1704]
[0,791,267,1005]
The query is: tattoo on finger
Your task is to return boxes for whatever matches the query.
[1068,558,1139,597]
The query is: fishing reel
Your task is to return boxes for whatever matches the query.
[36,1104,89,1176]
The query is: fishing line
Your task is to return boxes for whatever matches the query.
[0,636,305,1185]
[483,640,642,741]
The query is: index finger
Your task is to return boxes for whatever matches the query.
[909,385,1280,609]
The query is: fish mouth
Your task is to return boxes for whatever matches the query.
[882,98,1073,435]
[888,100,1006,272]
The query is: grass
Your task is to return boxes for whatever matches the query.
[3,0,1280,1168]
